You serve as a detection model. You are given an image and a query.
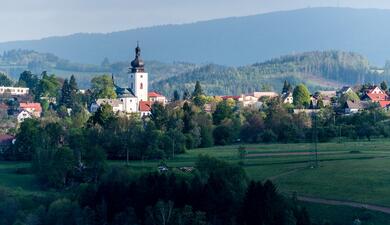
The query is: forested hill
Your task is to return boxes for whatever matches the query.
[151,51,389,96]
[1,8,390,65]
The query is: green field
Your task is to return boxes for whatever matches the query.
[1,140,390,224]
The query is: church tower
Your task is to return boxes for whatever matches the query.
[129,43,148,102]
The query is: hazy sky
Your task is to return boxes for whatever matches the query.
[1,0,390,42]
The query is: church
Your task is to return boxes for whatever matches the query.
[91,44,167,117]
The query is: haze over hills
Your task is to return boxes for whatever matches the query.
[1,7,390,66]
[2,49,389,96]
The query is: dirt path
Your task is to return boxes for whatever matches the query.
[297,196,390,215]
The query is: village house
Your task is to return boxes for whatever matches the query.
[362,86,388,102]
[148,92,167,105]
[19,102,42,117]
[238,94,262,109]
[343,100,370,114]
[336,86,354,97]
[281,92,293,104]
[253,91,279,99]
[17,110,32,123]
[0,86,29,96]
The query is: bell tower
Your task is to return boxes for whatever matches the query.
[129,42,148,102]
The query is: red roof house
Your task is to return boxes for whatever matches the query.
[148,92,164,98]
[19,102,42,117]
[139,101,152,117]
[364,87,388,102]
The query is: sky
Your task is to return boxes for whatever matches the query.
[1,0,390,42]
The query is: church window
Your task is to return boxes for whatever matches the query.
[141,75,143,78]
[140,83,143,89]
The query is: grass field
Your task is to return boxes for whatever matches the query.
[1,140,390,223]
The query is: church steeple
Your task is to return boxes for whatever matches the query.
[131,42,145,73]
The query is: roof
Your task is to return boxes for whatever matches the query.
[96,99,122,107]
[345,100,371,110]
[379,100,390,108]
[19,103,42,112]
[148,91,164,97]
[366,93,388,102]
[339,86,352,93]
[0,134,14,143]
[253,92,279,98]
[139,101,152,112]
[220,96,240,100]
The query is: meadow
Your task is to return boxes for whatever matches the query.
[1,140,390,224]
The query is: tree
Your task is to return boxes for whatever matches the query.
[213,100,233,125]
[18,71,38,89]
[192,81,203,97]
[173,90,180,101]
[0,73,13,86]
[11,119,41,160]
[91,75,116,99]
[90,104,115,128]
[293,84,311,108]
[150,103,169,130]
[60,79,71,108]
[35,72,61,100]
[381,81,388,92]
[282,80,292,94]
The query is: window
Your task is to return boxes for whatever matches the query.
[131,83,133,89]
[140,75,143,78]
[140,83,143,89]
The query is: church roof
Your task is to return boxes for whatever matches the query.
[130,43,145,73]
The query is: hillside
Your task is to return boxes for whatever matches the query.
[151,51,388,96]
[1,8,390,66]
[0,49,197,88]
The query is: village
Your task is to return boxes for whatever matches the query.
[0,46,389,139]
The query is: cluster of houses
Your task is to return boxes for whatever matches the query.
[0,86,43,123]
[216,85,390,115]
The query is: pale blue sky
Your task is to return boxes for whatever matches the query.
[0,0,390,42]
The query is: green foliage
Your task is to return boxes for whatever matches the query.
[0,73,13,86]
[213,100,234,125]
[91,75,116,99]
[293,84,311,108]
[153,51,379,96]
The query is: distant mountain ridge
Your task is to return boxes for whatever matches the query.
[1,8,390,66]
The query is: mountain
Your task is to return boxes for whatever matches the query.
[1,8,390,66]
[151,51,389,96]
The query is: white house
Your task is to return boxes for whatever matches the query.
[17,110,32,123]
[238,94,262,109]
[0,86,29,96]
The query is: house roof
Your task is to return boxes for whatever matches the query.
[379,100,390,108]
[345,100,370,110]
[96,99,122,107]
[220,96,240,100]
[148,92,164,97]
[366,93,388,102]
[139,101,152,112]
[0,134,14,143]
[19,103,42,112]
